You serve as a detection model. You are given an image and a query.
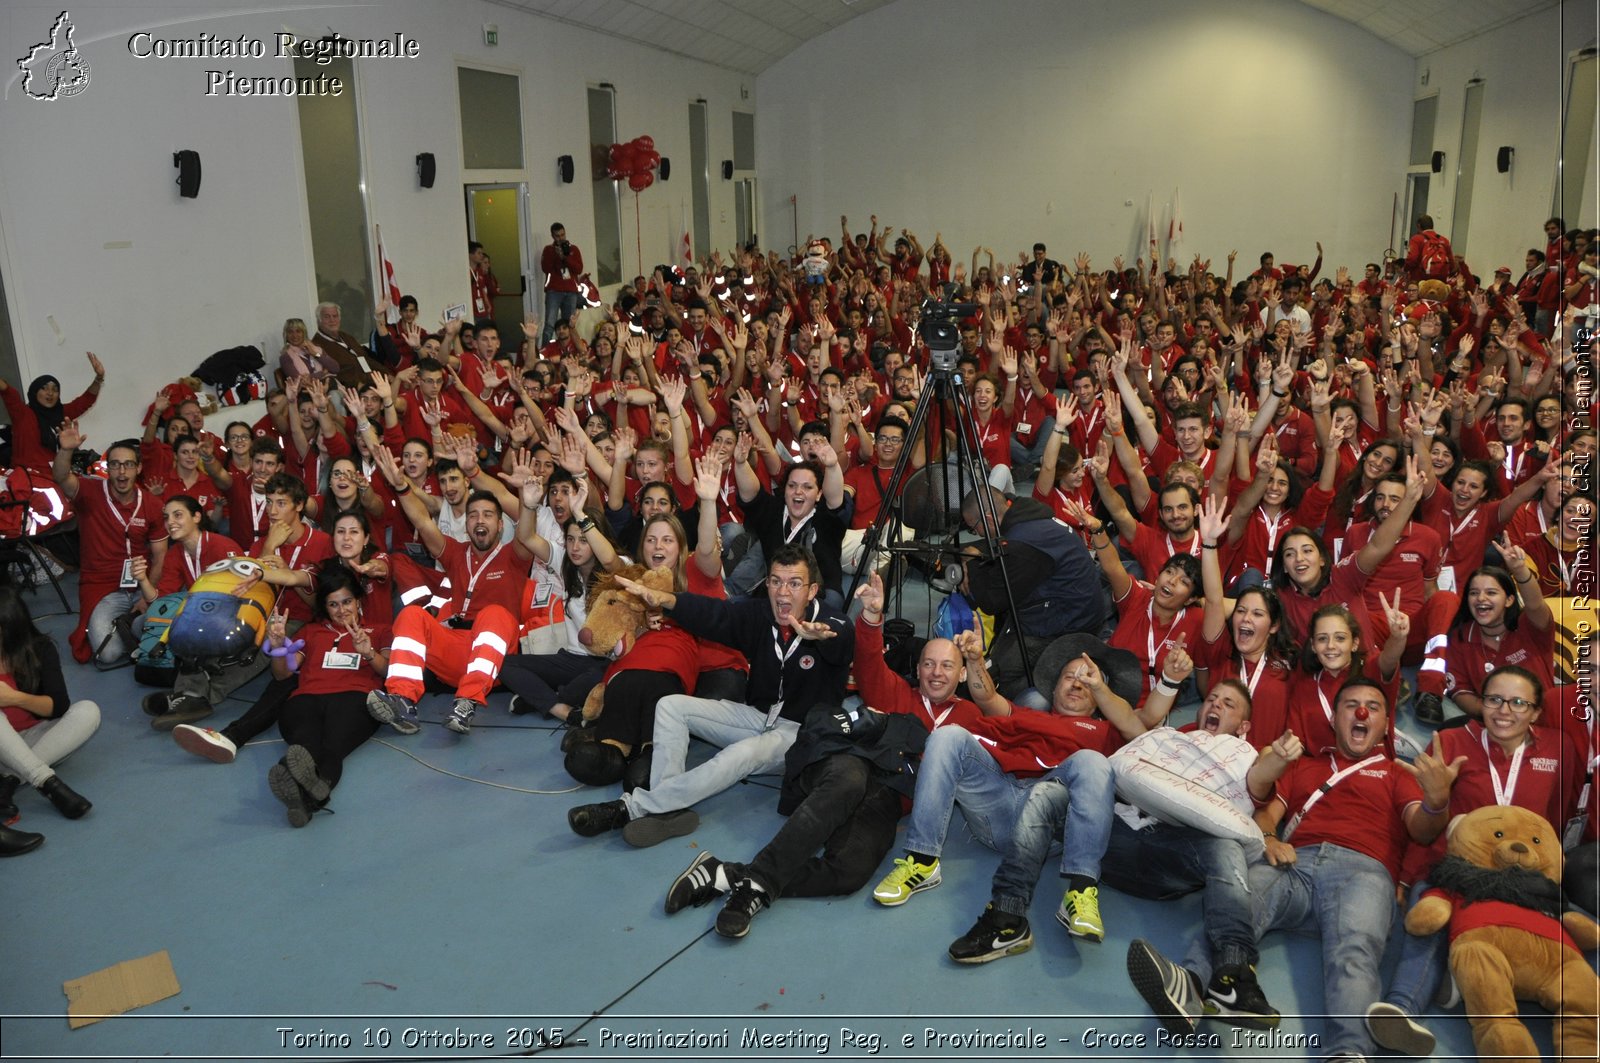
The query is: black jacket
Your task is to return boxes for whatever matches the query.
[778,704,928,814]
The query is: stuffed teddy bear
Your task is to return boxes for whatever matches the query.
[576,564,675,723]
[1403,804,1599,1063]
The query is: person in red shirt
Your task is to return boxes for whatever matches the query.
[1287,601,1406,756]
[539,224,583,345]
[369,443,559,735]
[1033,401,1094,537]
[1522,491,1591,601]
[201,436,285,546]
[131,496,242,603]
[1444,540,1558,717]
[261,565,392,827]
[0,352,103,473]
[1368,665,1580,1055]
[51,421,169,665]
[1218,423,1341,587]
[1420,455,1557,594]
[1232,677,1460,1060]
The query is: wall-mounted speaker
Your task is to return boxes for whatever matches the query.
[557,154,575,183]
[173,150,201,198]
[416,152,435,188]
[658,157,671,181]
[1431,150,1445,174]
[1496,146,1514,173]
[721,159,734,180]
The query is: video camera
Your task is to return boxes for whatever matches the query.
[917,299,979,377]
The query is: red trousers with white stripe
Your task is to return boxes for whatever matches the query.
[1364,590,1459,697]
[384,605,517,705]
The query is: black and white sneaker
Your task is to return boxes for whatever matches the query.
[947,904,1034,964]
[444,698,476,734]
[1127,939,1204,1037]
[715,880,768,939]
[665,850,723,915]
[367,690,420,735]
[1204,963,1280,1028]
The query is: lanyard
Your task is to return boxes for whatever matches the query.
[976,417,998,448]
[1315,670,1341,724]
[250,490,269,531]
[1259,509,1284,572]
[1146,602,1182,671]
[182,533,207,585]
[103,478,143,556]
[782,509,815,545]
[1446,504,1479,547]
[1481,729,1526,808]
[461,541,508,614]
[1503,445,1525,483]
[766,618,808,727]
[1167,532,1200,560]
[1238,653,1269,698]
[1282,753,1387,841]
[921,694,955,730]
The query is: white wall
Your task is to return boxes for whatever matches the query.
[1412,3,1599,267]
[757,0,1416,274]
[0,0,751,442]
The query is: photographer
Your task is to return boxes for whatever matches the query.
[539,223,584,345]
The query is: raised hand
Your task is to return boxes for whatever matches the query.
[86,352,105,378]
[57,418,85,452]
[1380,587,1411,643]
[693,453,723,501]
[1198,492,1228,543]
[855,570,885,616]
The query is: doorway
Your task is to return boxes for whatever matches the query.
[464,183,533,341]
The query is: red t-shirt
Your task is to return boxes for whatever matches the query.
[251,525,334,624]
[1286,661,1400,756]
[965,710,1125,777]
[601,563,745,689]
[1193,637,1294,751]
[1227,488,1333,585]
[76,478,168,583]
[1109,582,1205,703]
[1275,750,1422,880]
[435,537,528,623]
[1521,529,1579,601]
[1341,520,1442,614]
[1444,620,1557,703]
[156,531,244,597]
[1418,492,1503,591]
[292,621,393,697]
[971,409,1012,469]
[1125,523,1202,582]
[1279,557,1375,647]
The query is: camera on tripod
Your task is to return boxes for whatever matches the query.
[917,299,978,377]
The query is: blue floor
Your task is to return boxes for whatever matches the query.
[0,564,1539,1063]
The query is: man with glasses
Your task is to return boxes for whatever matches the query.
[52,423,169,664]
[566,545,852,848]
[841,416,910,576]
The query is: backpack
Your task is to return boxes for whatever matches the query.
[1418,230,1452,279]
[133,592,187,687]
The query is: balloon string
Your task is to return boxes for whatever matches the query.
[635,191,642,281]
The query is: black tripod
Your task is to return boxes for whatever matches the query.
[845,305,1032,681]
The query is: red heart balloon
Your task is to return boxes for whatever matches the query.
[628,171,653,192]
[635,135,654,152]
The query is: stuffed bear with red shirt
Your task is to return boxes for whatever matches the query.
[1404,804,1598,1063]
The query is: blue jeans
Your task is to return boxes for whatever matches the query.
[902,725,1037,858]
[988,751,1115,916]
[1249,843,1396,1060]
[1383,878,1446,1016]
[541,290,580,343]
[1010,417,1057,467]
[624,696,798,818]
[1100,817,1258,974]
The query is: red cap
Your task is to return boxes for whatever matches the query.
[1495,265,1512,274]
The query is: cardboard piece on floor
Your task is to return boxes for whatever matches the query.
[63,950,181,1029]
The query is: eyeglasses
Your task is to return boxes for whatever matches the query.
[1481,694,1538,713]
[766,576,811,593]
[877,436,904,447]
[105,460,138,471]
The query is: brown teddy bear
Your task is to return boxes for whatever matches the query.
[1403,804,1600,1063]
[576,564,675,724]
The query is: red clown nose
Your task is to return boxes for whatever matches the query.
[1353,706,1370,721]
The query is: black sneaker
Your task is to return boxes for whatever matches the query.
[1127,939,1204,1037]
[665,850,722,915]
[715,880,768,939]
[151,695,213,732]
[568,799,629,837]
[1413,691,1445,725]
[1204,963,1280,1028]
[948,904,1034,964]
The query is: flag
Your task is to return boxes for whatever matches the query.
[680,202,693,267]
[1169,187,1184,250]
[1146,191,1157,259]
[376,225,401,324]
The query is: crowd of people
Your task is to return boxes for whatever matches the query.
[1,211,1597,1061]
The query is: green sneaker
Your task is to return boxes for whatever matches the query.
[871,855,941,907]
[1056,885,1105,941]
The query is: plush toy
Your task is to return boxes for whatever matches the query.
[576,564,675,723]
[1404,805,1600,1063]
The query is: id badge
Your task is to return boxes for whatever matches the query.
[120,559,138,589]
[1017,422,1033,436]
[323,650,361,671]
[1437,566,1456,594]
[764,702,784,731]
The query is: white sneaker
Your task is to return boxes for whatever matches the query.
[1365,1002,1435,1057]
[172,725,237,764]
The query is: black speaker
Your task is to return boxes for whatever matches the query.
[557,154,575,183]
[658,157,670,181]
[1431,150,1445,173]
[416,152,435,188]
[173,150,201,198]
[721,159,734,180]
[1497,146,1514,173]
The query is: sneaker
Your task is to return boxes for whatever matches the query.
[267,762,311,828]
[665,850,722,915]
[283,745,331,804]
[1127,939,1204,1037]
[173,725,237,764]
[947,904,1034,964]
[567,799,629,837]
[1204,964,1280,1028]
[715,880,768,939]
[141,691,173,717]
[871,855,941,907]
[622,808,699,848]
[1364,1003,1435,1057]
[1435,973,1461,1010]
[367,690,420,735]
[151,695,213,732]
[445,698,477,734]
[1056,885,1105,941]
[507,694,535,716]
[1413,691,1445,725]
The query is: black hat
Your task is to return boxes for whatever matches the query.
[1032,632,1143,708]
